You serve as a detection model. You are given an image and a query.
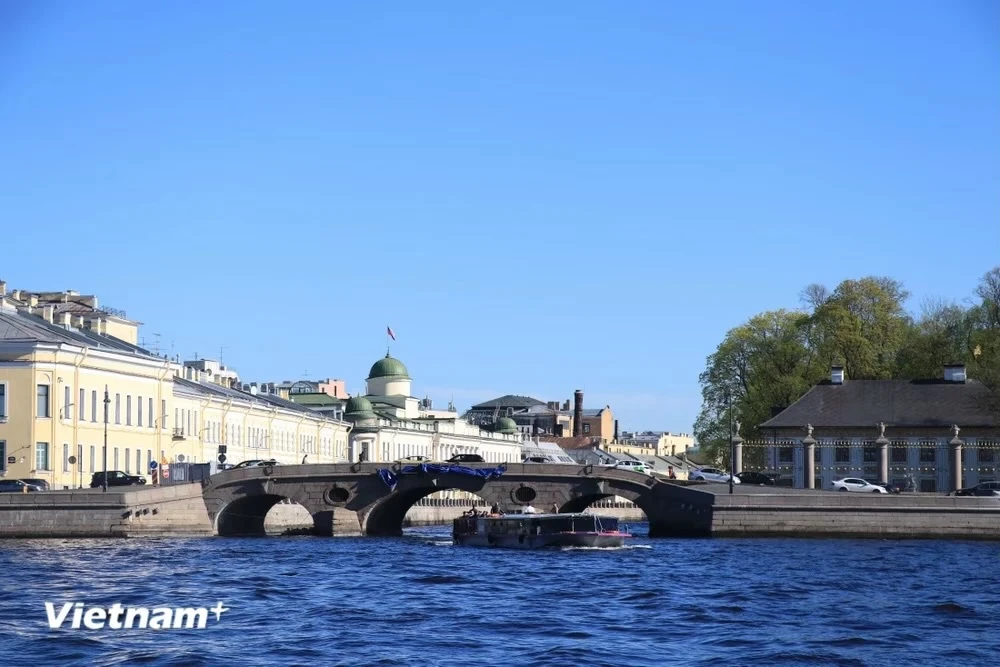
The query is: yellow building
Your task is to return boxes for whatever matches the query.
[612,431,695,457]
[0,284,351,489]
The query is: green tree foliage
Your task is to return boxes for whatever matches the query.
[694,267,1000,465]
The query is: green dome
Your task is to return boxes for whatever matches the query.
[344,395,376,421]
[494,417,518,435]
[368,353,410,380]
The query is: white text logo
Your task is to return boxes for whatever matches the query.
[45,601,229,630]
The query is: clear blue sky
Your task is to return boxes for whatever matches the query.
[1,1,998,432]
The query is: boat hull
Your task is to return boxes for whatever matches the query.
[454,532,628,549]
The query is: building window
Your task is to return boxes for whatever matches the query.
[35,442,50,471]
[778,447,793,463]
[0,383,6,419]
[583,423,591,434]
[147,450,153,471]
[37,384,50,418]
[114,448,119,470]
[115,394,121,424]
[92,391,98,422]
[79,388,85,422]
[891,446,908,463]
[136,449,141,475]
[90,445,95,472]
[919,447,937,463]
[78,444,83,473]
[981,448,996,464]
[919,478,937,493]
[834,446,850,463]
[863,445,878,463]
[63,443,70,472]
[137,396,143,427]
[126,395,132,426]
[0,441,5,471]
[125,448,131,472]
[64,386,71,419]
[149,398,154,429]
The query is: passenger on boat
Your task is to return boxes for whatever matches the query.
[550,503,559,514]
[668,466,676,479]
[490,503,500,515]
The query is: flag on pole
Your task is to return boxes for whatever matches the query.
[387,327,396,341]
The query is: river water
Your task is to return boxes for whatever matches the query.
[1,524,997,666]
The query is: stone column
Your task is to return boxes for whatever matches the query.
[801,434,816,489]
[876,422,890,484]
[949,425,964,493]
[732,433,744,475]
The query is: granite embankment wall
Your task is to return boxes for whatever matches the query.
[0,484,214,537]
[709,492,1000,539]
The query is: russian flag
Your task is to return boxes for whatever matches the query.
[387,326,396,341]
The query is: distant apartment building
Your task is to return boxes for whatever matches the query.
[463,390,613,442]
[613,431,694,457]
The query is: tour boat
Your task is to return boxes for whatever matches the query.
[452,511,630,549]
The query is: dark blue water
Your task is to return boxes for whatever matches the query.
[1,524,997,666]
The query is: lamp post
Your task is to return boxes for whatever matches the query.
[727,389,734,495]
[102,385,109,492]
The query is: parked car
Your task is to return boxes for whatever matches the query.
[953,481,1000,497]
[0,479,44,493]
[736,471,778,486]
[18,478,50,491]
[866,479,902,494]
[231,459,280,469]
[447,454,484,463]
[610,460,652,475]
[90,471,146,488]
[523,456,550,463]
[689,467,740,484]
[396,455,431,464]
[831,477,887,493]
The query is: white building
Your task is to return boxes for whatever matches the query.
[344,353,522,463]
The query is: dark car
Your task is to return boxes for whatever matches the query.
[954,481,1000,497]
[90,471,147,488]
[0,480,43,493]
[447,454,484,463]
[18,478,50,491]
[736,471,778,486]
[522,456,549,463]
[868,480,903,494]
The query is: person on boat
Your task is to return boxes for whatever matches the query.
[550,503,559,514]
[667,466,676,479]
[490,503,500,515]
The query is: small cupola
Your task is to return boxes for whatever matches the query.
[830,365,845,385]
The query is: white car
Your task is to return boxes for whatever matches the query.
[832,478,887,493]
[612,460,652,475]
[689,467,740,484]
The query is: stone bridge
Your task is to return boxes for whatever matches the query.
[200,462,714,537]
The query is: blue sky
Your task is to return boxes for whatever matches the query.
[1,1,998,432]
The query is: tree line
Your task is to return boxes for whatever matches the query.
[694,266,1000,465]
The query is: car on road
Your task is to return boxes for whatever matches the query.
[0,479,44,493]
[953,481,1000,497]
[18,478,50,491]
[608,460,652,475]
[447,454,484,463]
[736,471,778,486]
[831,477,887,493]
[396,455,432,464]
[689,467,740,484]
[90,471,146,488]
[523,456,550,463]
[230,459,280,469]
[866,479,902,494]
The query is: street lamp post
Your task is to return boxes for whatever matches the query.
[727,389,735,495]
[102,386,110,492]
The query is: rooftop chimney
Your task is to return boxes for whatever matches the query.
[944,364,967,383]
[573,389,584,437]
[614,419,619,442]
[830,365,845,385]
[41,304,55,324]
[0,281,6,297]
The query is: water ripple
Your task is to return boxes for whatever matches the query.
[0,526,997,665]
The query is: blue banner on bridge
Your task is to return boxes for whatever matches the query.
[377,463,507,491]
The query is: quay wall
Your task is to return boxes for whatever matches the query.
[709,492,1000,539]
[0,484,214,538]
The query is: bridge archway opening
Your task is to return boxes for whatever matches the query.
[217,494,315,537]
[366,480,493,537]
[401,489,491,530]
[558,492,648,521]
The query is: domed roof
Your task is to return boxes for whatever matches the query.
[494,417,518,435]
[368,353,410,380]
[345,395,374,413]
